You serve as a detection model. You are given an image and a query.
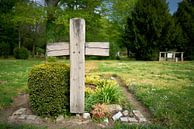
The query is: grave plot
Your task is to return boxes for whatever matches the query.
[1,18,151,128]
[46,18,109,113]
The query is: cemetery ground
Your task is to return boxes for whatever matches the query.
[0,59,194,129]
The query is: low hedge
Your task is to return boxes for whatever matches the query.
[14,47,29,59]
[28,63,70,117]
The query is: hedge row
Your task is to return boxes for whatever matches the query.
[28,63,70,117]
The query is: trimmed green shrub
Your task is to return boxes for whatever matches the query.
[14,47,29,59]
[28,63,70,117]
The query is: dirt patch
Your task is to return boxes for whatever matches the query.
[0,93,110,129]
[115,76,152,122]
[0,80,7,85]
[0,94,29,122]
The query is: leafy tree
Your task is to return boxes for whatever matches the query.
[103,0,137,57]
[12,1,46,57]
[106,0,137,28]
[174,0,194,60]
[123,0,177,60]
[0,0,19,56]
[43,0,105,43]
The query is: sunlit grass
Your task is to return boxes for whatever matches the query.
[0,59,194,128]
[95,60,194,128]
[0,59,42,109]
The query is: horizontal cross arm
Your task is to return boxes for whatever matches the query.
[46,42,109,57]
[46,42,69,56]
[85,42,109,56]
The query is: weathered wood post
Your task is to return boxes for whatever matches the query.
[46,18,109,113]
[70,18,85,113]
[181,52,184,62]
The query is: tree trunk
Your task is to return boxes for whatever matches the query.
[127,47,130,58]
[18,29,21,48]
[45,0,60,43]
[45,0,60,7]
[32,41,35,58]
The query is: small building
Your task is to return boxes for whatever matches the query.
[159,51,184,62]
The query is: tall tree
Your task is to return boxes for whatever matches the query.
[12,1,46,56]
[123,0,177,60]
[0,0,21,56]
[174,0,194,59]
[100,0,138,57]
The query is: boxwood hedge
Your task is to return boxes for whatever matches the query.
[28,63,70,117]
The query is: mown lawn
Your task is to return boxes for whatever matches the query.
[96,60,194,129]
[0,59,42,109]
[0,59,194,129]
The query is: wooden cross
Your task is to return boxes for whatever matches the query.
[46,18,109,113]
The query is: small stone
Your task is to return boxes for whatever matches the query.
[76,114,81,117]
[26,115,37,121]
[133,110,144,119]
[111,77,116,80]
[98,123,106,128]
[128,117,138,123]
[18,115,27,120]
[112,111,123,121]
[83,113,91,119]
[106,104,122,113]
[75,120,91,125]
[56,115,65,123]
[120,117,129,122]
[122,110,129,116]
[139,117,147,123]
[12,108,27,116]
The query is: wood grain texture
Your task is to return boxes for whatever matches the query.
[46,42,69,56]
[70,18,85,113]
[85,42,109,56]
[86,42,109,48]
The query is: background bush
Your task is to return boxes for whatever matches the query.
[0,42,10,58]
[14,47,29,59]
[28,63,70,117]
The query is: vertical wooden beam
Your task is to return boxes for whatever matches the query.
[172,52,176,61]
[181,52,184,62]
[159,52,161,61]
[70,18,85,113]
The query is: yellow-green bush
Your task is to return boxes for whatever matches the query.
[85,75,123,111]
[28,63,70,117]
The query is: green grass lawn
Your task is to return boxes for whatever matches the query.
[96,60,194,129]
[0,59,42,109]
[0,59,194,129]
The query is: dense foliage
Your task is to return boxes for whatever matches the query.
[28,63,70,117]
[123,0,176,60]
[122,0,194,60]
[0,41,10,58]
[174,0,194,60]
[0,0,137,59]
[14,47,29,59]
[0,0,194,60]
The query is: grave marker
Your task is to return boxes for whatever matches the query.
[46,18,109,113]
